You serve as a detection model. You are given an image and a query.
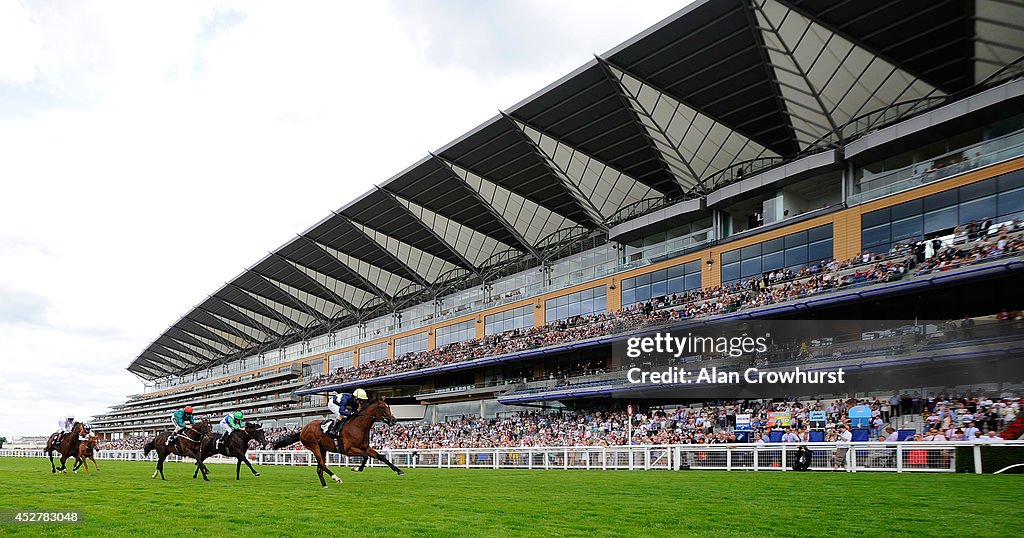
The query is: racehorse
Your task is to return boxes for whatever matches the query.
[73,435,101,474]
[46,422,84,474]
[194,422,268,480]
[272,397,404,488]
[143,419,214,481]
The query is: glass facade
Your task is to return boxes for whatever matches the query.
[328,350,354,371]
[436,319,475,347]
[861,170,1024,254]
[622,217,713,263]
[358,341,388,364]
[301,359,323,378]
[545,286,607,323]
[621,260,702,306]
[720,224,834,284]
[485,305,534,335]
[394,332,428,357]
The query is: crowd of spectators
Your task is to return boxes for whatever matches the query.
[915,227,1024,275]
[305,222,1023,390]
[96,392,1019,451]
[255,394,1019,450]
[98,437,150,451]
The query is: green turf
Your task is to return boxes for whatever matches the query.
[0,457,1019,537]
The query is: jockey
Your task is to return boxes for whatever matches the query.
[218,411,244,449]
[326,388,367,437]
[79,423,93,442]
[167,406,196,446]
[56,414,75,443]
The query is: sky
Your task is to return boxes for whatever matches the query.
[0,0,691,439]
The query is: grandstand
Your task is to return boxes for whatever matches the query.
[93,0,1024,443]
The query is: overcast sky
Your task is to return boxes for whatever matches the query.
[0,0,688,439]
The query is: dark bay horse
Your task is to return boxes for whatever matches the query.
[194,422,268,480]
[46,422,84,474]
[143,420,214,481]
[272,397,404,488]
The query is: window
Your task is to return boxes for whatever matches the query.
[358,341,388,364]
[621,260,702,306]
[485,305,533,335]
[545,286,607,323]
[720,225,833,283]
[859,173,1023,254]
[394,332,428,357]
[328,351,354,371]
[301,359,323,378]
[436,319,475,347]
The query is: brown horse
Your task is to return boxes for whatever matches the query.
[143,420,214,481]
[73,435,100,474]
[272,397,404,488]
[193,422,268,480]
[46,422,84,474]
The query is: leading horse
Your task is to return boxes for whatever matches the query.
[272,397,404,488]
[46,422,84,474]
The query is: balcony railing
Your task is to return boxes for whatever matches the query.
[848,128,1024,206]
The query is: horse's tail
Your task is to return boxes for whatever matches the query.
[143,439,155,457]
[272,431,301,449]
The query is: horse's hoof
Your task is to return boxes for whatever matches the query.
[254,472,260,477]
[323,486,328,489]
[397,470,405,476]
[332,475,343,484]
[350,467,361,472]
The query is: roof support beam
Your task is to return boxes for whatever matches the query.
[183,317,247,351]
[596,59,709,194]
[150,343,204,368]
[499,113,611,231]
[169,332,230,360]
[196,305,269,345]
[274,250,362,316]
[225,283,304,334]
[774,0,963,94]
[295,235,396,308]
[249,270,328,325]
[132,359,170,378]
[212,295,286,338]
[373,186,482,273]
[429,153,543,263]
[749,1,843,145]
[149,350,197,371]
[161,337,218,363]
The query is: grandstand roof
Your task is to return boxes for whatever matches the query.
[129,0,1024,380]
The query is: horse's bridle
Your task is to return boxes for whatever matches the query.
[355,400,396,425]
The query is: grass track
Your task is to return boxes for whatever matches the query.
[0,457,1019,537]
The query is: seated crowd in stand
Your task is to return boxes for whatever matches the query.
[261,394,1018,450]
[97,394,1019,450]
[307,221,1024,389]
